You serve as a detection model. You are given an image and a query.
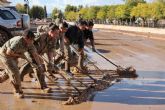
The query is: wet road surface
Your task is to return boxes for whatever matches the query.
[0,29,165,110]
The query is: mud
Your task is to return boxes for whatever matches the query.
[0,29,165,110]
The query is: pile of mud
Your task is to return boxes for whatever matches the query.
[63,70,138,105]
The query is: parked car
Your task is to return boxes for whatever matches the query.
[0,6,30,46]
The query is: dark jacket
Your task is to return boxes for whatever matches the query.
[65,26,84,49]
[83,29,94,40]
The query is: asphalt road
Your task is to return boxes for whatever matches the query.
[0,29,165,110]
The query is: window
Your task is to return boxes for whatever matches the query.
[0,10,16,20]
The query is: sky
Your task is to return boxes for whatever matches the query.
[10,0,153,13]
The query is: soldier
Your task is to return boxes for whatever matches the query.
[83,21,96,52]
[20,24,59,82]
[64,20,87,76]
[55,12,63,26]
[54,22,69,64]
[0,29,46,98]
[37,22,54,34]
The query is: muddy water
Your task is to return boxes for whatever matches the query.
[92,71,165,104]
[0,29,165,110]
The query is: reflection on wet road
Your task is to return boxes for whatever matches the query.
[92,71,165,105]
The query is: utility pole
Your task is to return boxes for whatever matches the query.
[44,5,47,18]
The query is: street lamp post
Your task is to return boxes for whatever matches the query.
[24,0,29,14]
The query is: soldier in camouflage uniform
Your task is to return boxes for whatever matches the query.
[37,22,54,34]
[55,12,63,26]
[0,29,45,98]
[54,22,68,64]
[20,24,59,82]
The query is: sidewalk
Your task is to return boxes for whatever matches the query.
[94,24,165,34]
[94,24,165,40]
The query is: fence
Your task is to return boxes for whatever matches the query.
[93,19,165,28]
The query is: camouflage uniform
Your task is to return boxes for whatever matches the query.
[55,13,63,26]
[0,36,37,94]
[37,25,49,34]
[20,33,57,81]
[35,32,57,73]
[35,33,57,55]
[58,32,65,53]
[55,32,64,60]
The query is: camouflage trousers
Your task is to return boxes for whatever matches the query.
[0,54,22,93]
[20,53,53,89]
[64,44,84,71]
[20,53,49,89]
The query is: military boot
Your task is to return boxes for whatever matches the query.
[14,92,24,99]
[11,81,24,98]
[13,85,24,99]
[37,73,52,93]
[41,87,52,93]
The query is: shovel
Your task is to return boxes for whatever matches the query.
[86,45,137,78]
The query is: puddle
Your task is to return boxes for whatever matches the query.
[92,29,99,32]
[91,71,165,105]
